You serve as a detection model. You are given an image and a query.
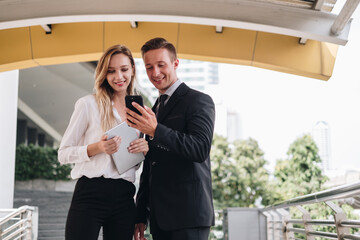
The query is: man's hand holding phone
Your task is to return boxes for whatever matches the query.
[125,95,144,124]
[125,96,158,138]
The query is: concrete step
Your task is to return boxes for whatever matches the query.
[38,229,64,238]
[38,237,65,240]
[39,217,67,224]
[14,189,106,240]
[39,223,66,230]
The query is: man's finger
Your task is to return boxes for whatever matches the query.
[126,118,139,129]
[134,224,142,240]
[144,105,154,115]
[140,224,145,239]
[126,119,134,127]
[126,113,139,125]
[126,108,141,119]
[132,102,147,116]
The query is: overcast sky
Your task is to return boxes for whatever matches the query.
[214,1,360,173]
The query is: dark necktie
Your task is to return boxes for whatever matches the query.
[157,94,168,119]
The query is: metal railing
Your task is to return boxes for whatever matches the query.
[262,181,360,240]
[0,206,38,240]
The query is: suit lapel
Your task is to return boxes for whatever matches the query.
[152,98,159,113]
[158,83,189,123]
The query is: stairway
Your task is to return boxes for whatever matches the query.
[13,189,104,240]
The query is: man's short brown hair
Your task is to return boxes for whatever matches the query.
[141,37,177,62]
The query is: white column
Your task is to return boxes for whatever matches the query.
[0,70,19,208]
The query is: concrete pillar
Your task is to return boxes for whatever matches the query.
[16,119,27,146]
[0,70,19,208]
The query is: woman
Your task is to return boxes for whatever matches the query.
[58,45,148,240]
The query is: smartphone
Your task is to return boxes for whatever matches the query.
[125,95,144,116]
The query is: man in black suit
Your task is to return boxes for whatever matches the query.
[126,37,215,240]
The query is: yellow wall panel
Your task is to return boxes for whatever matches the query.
[253,61,330,80]
[31,23,103,65]
[0,28,36,67]
[321,42,338,78]
[177,24,256,65]
[0,60,38,72]
[253,32,325,78]
[35,53,103,66]
[104,22,179,57]
[0,22,338,80]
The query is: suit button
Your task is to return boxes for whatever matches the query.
[152,161,156,166]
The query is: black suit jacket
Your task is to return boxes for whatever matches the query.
[136,83,215,231]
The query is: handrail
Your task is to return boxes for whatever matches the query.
[342,233,360,240]
[1,219,27,236]
[0,205,36,240]
[3,227,28,240]
[0,206,34,226]
[287,219,335,226]
[261,181,360,240]
[262,180,360,212]
[341,220,360,227]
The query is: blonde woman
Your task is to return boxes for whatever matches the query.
[58,45,148,240]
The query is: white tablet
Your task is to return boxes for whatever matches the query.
[105,122,145,175]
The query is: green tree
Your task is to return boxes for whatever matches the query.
[211,135,272,209]
[15,144,72,181]
[273,134,359,239]
[274,134,328,200]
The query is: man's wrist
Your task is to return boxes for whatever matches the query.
[149,125,157,140]
[149,131,155,140]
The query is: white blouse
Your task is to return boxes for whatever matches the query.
[58,95,136,182]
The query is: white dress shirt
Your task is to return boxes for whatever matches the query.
[155,79,182,112]
[58,95,136,182]
[163,79,182,100]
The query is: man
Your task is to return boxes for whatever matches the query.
[126,37,215,240]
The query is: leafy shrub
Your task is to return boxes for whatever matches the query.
[15,144,72,181]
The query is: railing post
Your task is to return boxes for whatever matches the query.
[277,209,294,240]
[269,210,282,240]
[296,206,315,240]
[25,209,32,240]
[269,211,276,240]
[275,210,283,240]
[20,209,25,240]
[267,210,278,240]
[263,211,273,240]
[326,201,350,239]
[31,207,38,240]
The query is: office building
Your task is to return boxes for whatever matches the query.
[312,121,331,171]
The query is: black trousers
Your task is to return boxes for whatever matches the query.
[65,176,136,240]
[151,217,210,240]
[152,226,210,240]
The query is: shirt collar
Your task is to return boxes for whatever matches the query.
[161,79,182,98]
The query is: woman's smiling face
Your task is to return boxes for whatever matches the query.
[106,53,134,93]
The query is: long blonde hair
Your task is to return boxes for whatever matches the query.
[94,45,136,132]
